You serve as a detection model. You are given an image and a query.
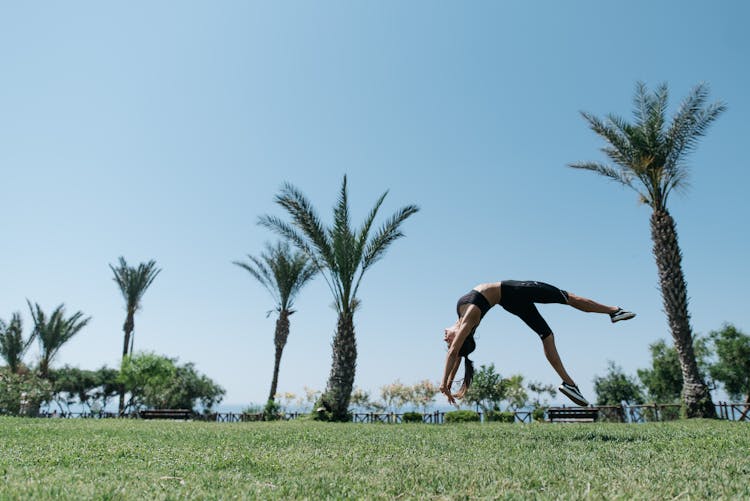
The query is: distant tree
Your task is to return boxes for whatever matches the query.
[463,363,505,412]
[162,362,226,412]
[527,380,557,409]
[637,340,682,403]
[502,374,528,411]
[570,82,725,417]
[0,312,34,374]
[0,367,52,416]
[27,301,91,378]
[637,337,711,403]
[260,175,418,421]
[118,352,225,413]
[709,324,750,418]
[109,257,161,415]
[410,380,439,413]
[234,241,316,403]
[594,361,644,406]
[348,387,373,411]
[296,386,322,413]
[48,366,99,413]
[47,365,120,413]
[92,366,121,411]
[118,352,175,412]
[379,380,410,412]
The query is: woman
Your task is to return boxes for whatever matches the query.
[439,280,635,406]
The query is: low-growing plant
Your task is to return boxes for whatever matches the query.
[402,411,423,423]
[241,404,262,414]
[532,407,546,422]
[485,410,515,423]
[263,399,283,421]
[0,368,52,415]
[444,410,480,423]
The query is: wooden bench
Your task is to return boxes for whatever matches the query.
[139,409,192,420]
[547,407,599,423]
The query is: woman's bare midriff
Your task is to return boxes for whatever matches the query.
[472,282,502,307]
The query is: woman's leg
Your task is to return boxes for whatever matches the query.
[566,292,618,314]
[542,334,575,386]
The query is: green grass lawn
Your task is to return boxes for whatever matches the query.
[0,417,748,500]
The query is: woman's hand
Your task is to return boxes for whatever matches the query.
[440,384,457,406]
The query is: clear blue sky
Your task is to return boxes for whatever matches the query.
[1,1,748,408]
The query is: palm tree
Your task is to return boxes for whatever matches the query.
[234,242,317,403]
[259,175,419,421]
[569,82,725,418]
[110,257,161,414]
[27,301,91,378]
[0,312,35,373]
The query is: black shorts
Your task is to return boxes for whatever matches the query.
[499,281,569,340]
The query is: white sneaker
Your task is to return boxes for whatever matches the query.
[610,308,636,323]
[559,382,589,407]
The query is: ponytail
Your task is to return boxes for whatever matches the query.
[454,356,474,398]
[454,333,477,398]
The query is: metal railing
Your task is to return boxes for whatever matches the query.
[16,402,750,423]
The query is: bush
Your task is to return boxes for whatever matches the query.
[0,368,52,416]
[532,407,546,422]
[402,412,423,423]
[444,410,480,423]
[263,399,283,421]
[119,352,225,413]
[485,410,515,423]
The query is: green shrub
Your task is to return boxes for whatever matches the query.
[485,410,515,423]
[263,399,283,421]
[532,407,546,422]
[0,368,52,416]
[402,412,423,423]
[444,410,480,423]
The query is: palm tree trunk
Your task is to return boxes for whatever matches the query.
[320,311,356,421]
[121,313,134,359]
[39,356,49,379]
[267,310,290,402]
[118,311,135,416]
[650,209,715,418]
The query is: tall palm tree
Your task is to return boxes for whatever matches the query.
[259,175,419,421]
[569,82,725,418]
[234,242,317,403]
[0,312,35,373]
[110,257,161,414]
[27,301,91,378]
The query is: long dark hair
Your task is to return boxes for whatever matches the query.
[454,331,476,398]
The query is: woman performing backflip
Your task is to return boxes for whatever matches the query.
[440,280,635,406]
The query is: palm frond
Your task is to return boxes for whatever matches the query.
[0,313,30,371]
[329,175,360,302]
[667,83,726,164]
[275,183,336,268]
[646,83,669,142]
[109,257,161,312]
[233,255,279,305]
[259,213,344,310]
[660,83,727,202]
[632,81,650,126]
[353,204,419,299]
[356,191,388,268]
[285,251,318,310]
[567,161,633,187]
[28,301,90,374]
[581,112,635,171]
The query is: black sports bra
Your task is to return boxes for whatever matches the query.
[456,290,492,319]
